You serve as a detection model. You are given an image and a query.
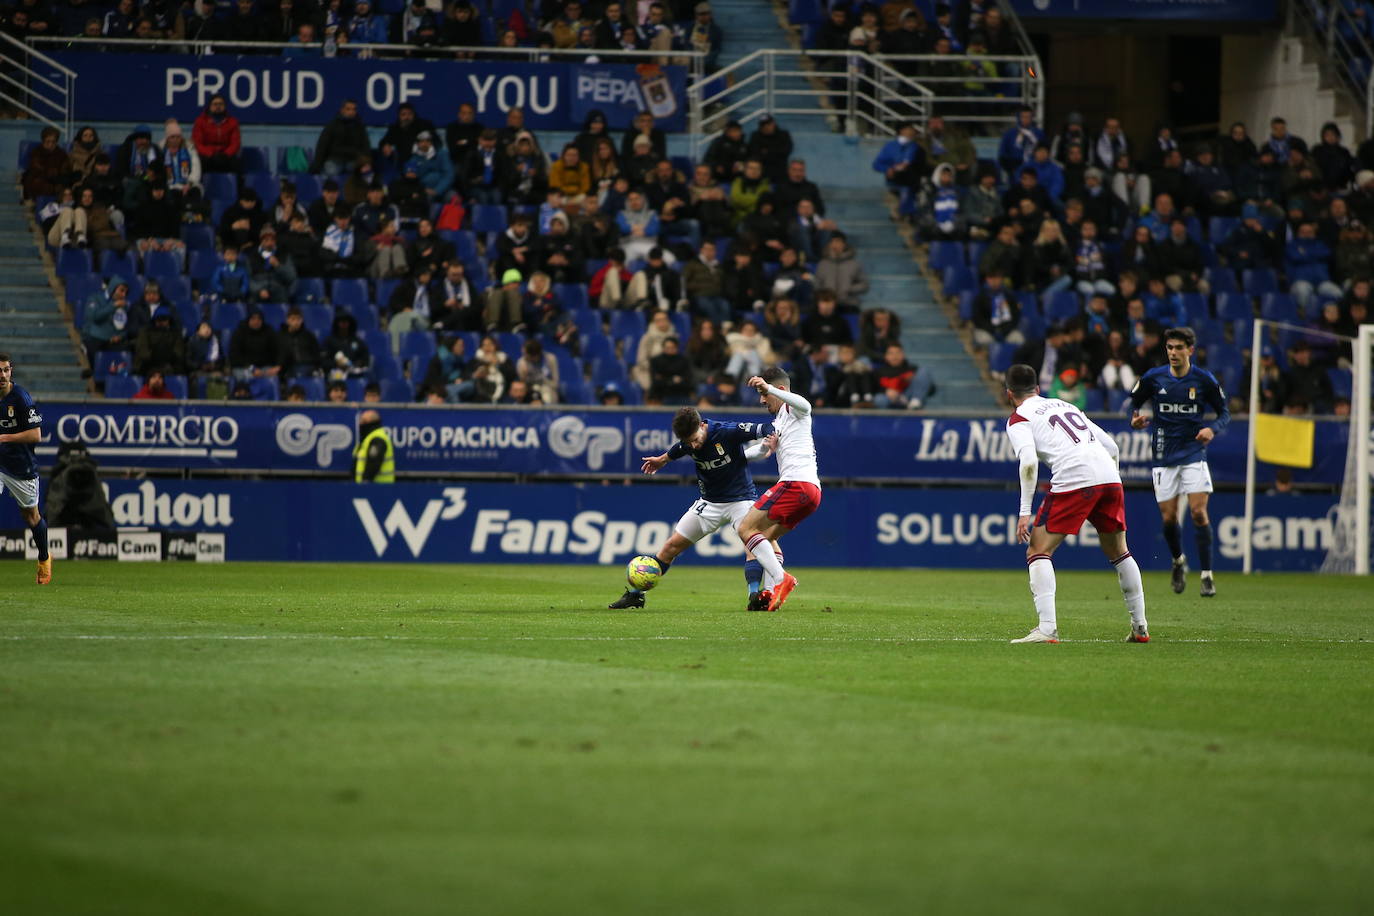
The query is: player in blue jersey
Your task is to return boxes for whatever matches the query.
[1129,327,1230,597]
[608,406,783,611]
[0,353,52,585]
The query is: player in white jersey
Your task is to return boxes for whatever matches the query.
[1002,364,1150,644]
[738,366,822,611]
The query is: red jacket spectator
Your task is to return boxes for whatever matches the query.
[589,259,631,301]
[193,94,242,170]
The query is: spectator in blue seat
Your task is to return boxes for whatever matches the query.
[1109,151,1150,216]
[347,0,390,44]
[444,102,484,165]
[683,240,730,326]
[918,162,966,241]
[1073,218,1115,297]
[721,247,767,314]
[978,221,1023,286]
[421,336,471,403]
[1027,218,1073,298]
[748,114,794,185]
[815,232,868,310]
[494,212,536,277]
[229,307,281,380]
[400,0,442,47]
[389,162,431,229]
[706,120,749,183]
[321,205,364,278]
[574,111,613,167]
[220,187,267,251]
[789,198,835,263]
[1148,148,1190,213]
[688,163,731,238]
[1060,143,1089,201]
[1219,120,1257,175]
[688,2,724,72]
[1159,218,1208,294]
[736,193,786,263]
[1219,204,1279,270]
[313,99,371,177]
[206,245,249,302]
[1185,145,1236,218]
[617,189,662,263]
[874,343,935,410]
[628,246,684,311]
[997,107,1043,181]
[282,21,320,57]
[1280,147,1322,201]
[352,181,399,237]
[964,166,1004,241]
[593,0,635,50]
[520,271,562,335]
[247,225,298,302]
[1264,117,1306,165]
[772,246,815,307]
[1080,168,1124,240]
[323,311,370,380]
[461,128,507,205]
[1233,147,1283,215]
[187,320,223,376]
[644,158,700,253]
[1285,220,1342,312]
[434,261,479,331]
[1142,122,1179,173]
[377,103,437,174]
[102,0,135,37]
[1142,275,1188,327]
[1333,219,1373,284]
[647,336,693,406]
[872,122,925,219]
[1313,122,1355,190]
[408,131,454,200]
[278,307,323,377]
[1137,191,1177,241]
[1025,143,1064,205]
[533,212,583,284]
[970,271,1022,347]
[131,181,185,258]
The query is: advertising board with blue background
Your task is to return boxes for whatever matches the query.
[44,52,689,131]
[31,401,1352,486]
[0,479,1338,571]
[1007,0,1276,21]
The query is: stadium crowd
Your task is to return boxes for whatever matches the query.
[25,77,940,406]
[904,106,1374,416]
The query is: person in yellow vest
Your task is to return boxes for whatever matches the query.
[354,409,395,483]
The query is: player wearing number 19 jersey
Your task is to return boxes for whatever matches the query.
[1002,363,1148,644]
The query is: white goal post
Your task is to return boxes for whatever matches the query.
[1242,321,1371,575]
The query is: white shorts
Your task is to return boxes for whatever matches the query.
[674,498,752,544]
[0,470,39,509]
[1152,461,1213,503]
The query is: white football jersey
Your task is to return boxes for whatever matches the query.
[767,386,821,487]
[1005,395,1120,500]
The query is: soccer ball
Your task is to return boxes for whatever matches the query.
[626,555,663,591]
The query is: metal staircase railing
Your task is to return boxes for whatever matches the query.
[1291,0,1374,133]
[0,32,75,138]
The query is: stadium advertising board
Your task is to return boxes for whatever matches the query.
[0,480,1337,571]
[32,401,1350,485]
[43,52,689,131]
[1007,0,1277,21]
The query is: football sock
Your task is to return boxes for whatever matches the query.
[1194,525,1212,573]
[655,556,673,575]
[744,559,763,595]
[1027,554,1056,633]
[747,534,785,589]
[1162,521,1184,562]
[1112,552,1147,627]
[30,519,49,562]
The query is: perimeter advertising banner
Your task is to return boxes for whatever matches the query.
[43,52,689,131]
[1007,0,1277,20]
[0,480,1338,571]
[31,401,1352,485]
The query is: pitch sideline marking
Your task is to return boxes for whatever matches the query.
[0,634,1366,645]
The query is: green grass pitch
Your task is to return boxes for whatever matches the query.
[1,561,1371,915]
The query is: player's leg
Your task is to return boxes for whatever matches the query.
[609,531,693,608]
[1153,466,1188,593]
[1099,531,1148,641]
[1188,488,1216,597]
[743,539,782,612]
[1013,524,1068,643]
[738,504,786,590]
[5,474,50,585]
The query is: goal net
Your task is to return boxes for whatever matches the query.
[1321,324,1374,575]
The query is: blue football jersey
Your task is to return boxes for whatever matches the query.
[1130,364,1230,467]
[0,384,42,479]
[666,419,773,503]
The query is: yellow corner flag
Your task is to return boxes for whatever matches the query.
[1254,414,1315,468]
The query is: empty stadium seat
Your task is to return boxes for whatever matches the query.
[291,173,322,205]
[1328,367,1354,400]
[291,377,326,400]
[142,248,183,280]
[471,204,508,235]
[1242,268,1279,295]
[346,303,379,332]
[156,276,193,306]
[93,350,132,381]
[181,223,216,252]
[203,172,237,203]
[57,248,94,279]
[989,342,1019,374]
[399,331,436,373]
[257,303,288,328]
[300,304,334,339]
[958,290,976,322]
[1204,266,1239,294]
[177,302,202,330]
[248,376,280,401]
[942,265,976,296]
[1043,289,1081,323]
[375,278,401,312]
[371,351,403,382]
[104,375,140,398]
[379,378,413,402]
[243,171,280,205]
[561,378,593,405]
[186,249,218,284]
[928,240,966,271]
[99,249,138,279]
[608,311,646,338]
[1214,292,1253,322]
[1260,293,1300,323]
[211,301,247,332]
[293,277,327,304]
[1208,216,1239,242]
[555,283,589,311]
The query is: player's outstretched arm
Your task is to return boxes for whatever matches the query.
[641,453,671,474]
[1086,418,1120,462]
[752,379,812,416]
[744,434,779,461]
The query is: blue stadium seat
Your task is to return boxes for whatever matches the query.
[1208,216,1239,242]
[379,378,413,402]
[989,342,1018,374]
[440,229,479,262]
[243,171,279,206]
[1242,268,1279,296]
[240,146,271,173]
[344,377,368,400]
[942,265,976,296]
[1214,292,1253,322]
[330,277,370,309]
[958,290,976,322]
[561,378,593,405]
[592,358,629,388]
[99,249,138,279]
[293,277,326,304]
[93,350,132,381]
[347,303,379,332]
[1205,266,1239,294]
[163,374,190,399]
[1179,292,1206,324]
[555,283,589,311]
[375,278,401,312]
[292,377,326,400]
[186,249,218,284]
[157,276,193,306]
[581,331,614,364]
[203,172,237,203]
[1043,289,1081,322]
[211,301,246,332]
[371,351,403,382]
[670,312,691,340]
[257,303,288,328]
[967,240,988,268]
[248,376,280,401]
[1260,293,1299,324]
[399,331,436,374]
[928,240,965,271]
[1328,367,1353,400]
[16,139,35,170]
[56,248,93,279]
[142,248,183,280]
[104,375,140,398]
[181,223,216,252]
[1082,388,1106,411]
[609,310,646,338]
[363,329,391,357]
[495,332,524,363]
[300,303,333,339]
[291,173,322,206]
[471,204,507,235]
[177,302,202,330]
